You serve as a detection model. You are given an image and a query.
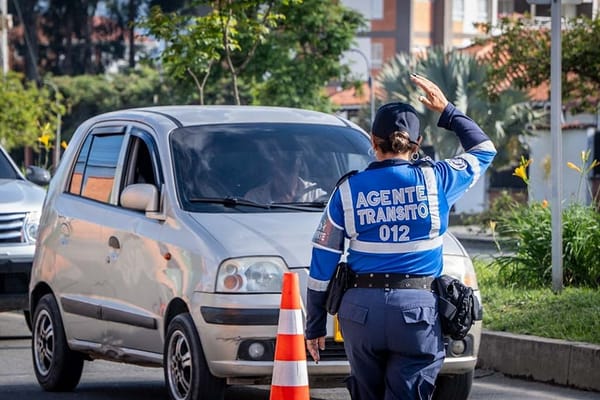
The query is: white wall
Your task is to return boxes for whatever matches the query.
[526,127,596,208]
[453,173,488,214]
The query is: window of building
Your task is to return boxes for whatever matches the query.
[498,0,514,15]
[371,42,383,69]
[371,0,383,20]
[477,0,489,21]
[452,0,464,21]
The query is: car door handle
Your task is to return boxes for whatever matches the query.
[108,236,120,250]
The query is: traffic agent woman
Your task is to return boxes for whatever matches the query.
[305,74,497,400]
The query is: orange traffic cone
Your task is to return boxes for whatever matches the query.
[269,272,310,400]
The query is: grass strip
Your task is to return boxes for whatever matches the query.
[473,259,600,345]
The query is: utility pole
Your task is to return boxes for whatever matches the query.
[350,48,375,127]
[1,0,8,76]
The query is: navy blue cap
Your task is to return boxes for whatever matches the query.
[372,102,420,144]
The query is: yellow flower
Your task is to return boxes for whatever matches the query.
[61,140,68,149]
[38,133,51,148]
[513,165,528,182]
[567,162,582,173]
[489,220,497,232]
[581,150,589,163]
[541,199,548,208]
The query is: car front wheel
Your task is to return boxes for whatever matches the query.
[164,313,226,400]
[433,371,474,400]
[32,294,84,391]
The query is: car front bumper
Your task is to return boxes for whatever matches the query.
[0,254,33,312]
[190,292,482,381]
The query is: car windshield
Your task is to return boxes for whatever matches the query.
[0,149,20,180]
[171,122,374,212]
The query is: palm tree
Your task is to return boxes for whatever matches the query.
[376,47,543,167]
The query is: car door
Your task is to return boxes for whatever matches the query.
[100,126,168,355]
[53,127,127,343]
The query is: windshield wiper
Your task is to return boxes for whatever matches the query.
[189,196,271,209]
[189,197,325,211]
[270,201,327,208]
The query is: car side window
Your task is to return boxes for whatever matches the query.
[122,134,159,187]
[68,133,125,203]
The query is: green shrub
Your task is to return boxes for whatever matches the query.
[490,153,600,288]
[492,203,600,288]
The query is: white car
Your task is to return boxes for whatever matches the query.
[29,105,481,400]
[0,144,49,326]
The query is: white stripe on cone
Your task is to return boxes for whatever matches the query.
[271,360,309,386]
[276,309,303,335]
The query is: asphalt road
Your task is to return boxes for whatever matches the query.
[1,311,599,400]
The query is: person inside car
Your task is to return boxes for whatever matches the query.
[244,149,326,203]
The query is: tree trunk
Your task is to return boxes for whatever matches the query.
[16,0,39,81]
[128,0,136,68]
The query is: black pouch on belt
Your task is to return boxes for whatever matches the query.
[325,262,350,315]
[433,274,480,340]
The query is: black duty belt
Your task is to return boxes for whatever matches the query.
[349,273,434,290]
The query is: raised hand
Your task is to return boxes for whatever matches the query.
[410,73,449,113]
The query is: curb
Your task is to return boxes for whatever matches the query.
[477,330,600,392]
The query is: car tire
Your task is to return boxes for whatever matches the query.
[164,313,226,400]
[31,294,84,391]
[433,370,474,400]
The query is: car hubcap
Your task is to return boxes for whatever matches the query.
[33,309,54,376]
[167,330,192,400]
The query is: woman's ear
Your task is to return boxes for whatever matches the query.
[370,141,379,157]
[370,135,378,151]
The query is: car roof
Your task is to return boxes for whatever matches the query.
[96,105,352,129]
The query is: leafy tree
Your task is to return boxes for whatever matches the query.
[141,4,225,104]
[478,15,600,113]
[0,72,63,151]
[140,0,364,108]
[49,65,189,138]
[377,48,542,167]
[249,0,364,110]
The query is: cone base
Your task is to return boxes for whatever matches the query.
[269,384,310,400]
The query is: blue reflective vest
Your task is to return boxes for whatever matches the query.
[305,103,497,339]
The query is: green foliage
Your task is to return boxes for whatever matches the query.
[376,47,542,165]
[0,72,63,151]
[474,260,600,344]
[479,15,600,113]
[140,3,224,104]
[140,0,365,109]
[490,154,600,288]
[251,0,364,110]
[50,66,188,140]
[492,201,553,287]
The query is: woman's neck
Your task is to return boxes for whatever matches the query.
[376,152,411,161]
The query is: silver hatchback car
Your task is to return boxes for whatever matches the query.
[30,106,482,400]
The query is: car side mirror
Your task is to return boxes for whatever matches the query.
[120,184,159,212]
[26,165,51,186]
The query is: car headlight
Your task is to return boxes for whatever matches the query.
[216,257,288,293]
[23,211,41,243]
[442,254,479,290]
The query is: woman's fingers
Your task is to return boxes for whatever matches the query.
[410,73,448,112]
[306,338,323,363]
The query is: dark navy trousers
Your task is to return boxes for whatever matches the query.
[338,287,445,400]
